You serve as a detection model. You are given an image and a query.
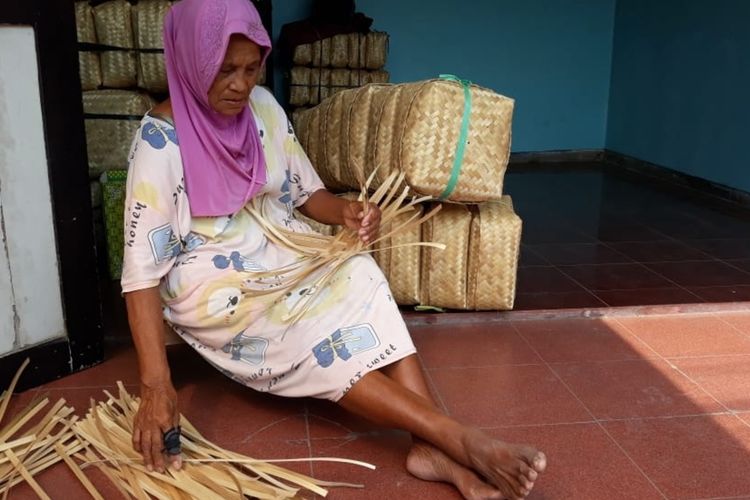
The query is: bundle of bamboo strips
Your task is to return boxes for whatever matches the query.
[0,360,83,499]
[243,169,444,324]
[1,362,375,498]
[72,383,372,499]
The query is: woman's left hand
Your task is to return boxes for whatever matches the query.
[343,201,381,245]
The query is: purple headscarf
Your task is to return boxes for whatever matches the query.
[163,0,272,217]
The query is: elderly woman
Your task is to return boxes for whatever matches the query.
[122,0,546,498]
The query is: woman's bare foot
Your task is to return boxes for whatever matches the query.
[461,429,547,499]
[406,441,503,500]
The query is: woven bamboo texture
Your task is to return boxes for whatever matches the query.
[364,32,388,70]
[83,90,154,176]
[420,203,472,309]
[376,203,423,305]
[420,196,521,310]
[290,67,389,106]
[132,0,171,93]
[296,79,514,202]
[100,169,128,279]
[93,0,138,88]
[75,2,102,90]
[467,196,521,310]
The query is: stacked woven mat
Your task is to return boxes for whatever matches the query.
[288,31,390,119]
[294,77,522,310]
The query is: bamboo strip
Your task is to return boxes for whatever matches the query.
[55,442,104,500]
[4,449,50,500]
[0,359,29,425]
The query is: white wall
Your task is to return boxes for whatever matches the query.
[0,26,67,356]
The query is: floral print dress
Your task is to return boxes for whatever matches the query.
[121,86,416,401]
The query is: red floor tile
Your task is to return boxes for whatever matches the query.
[603,415,750,499]
[594,224,668,242]
[526,243,632,265]
[429,365,591,427]
[728,259,750,274]
[616,315,750,357]
[225,437,314,478]
[514,318,655,363]
[720,312,750,335]
[688,285,750,302]
[309,431,462,500]
[646,260,750,287]
[553,359,723,419]
[177,378,308,445]
[513,290,606,310]
[672,356,750,412]
[488,423,663,500]
[519,245,549,267]
[306,398,382,440]
[607,239,711,262]
[558,263,673,290]
[516,266,588,293]
[687,238,750,260]
[595,286,703,307]
[410,323,542,368]
[5,458,124,500]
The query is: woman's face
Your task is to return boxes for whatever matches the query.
[208,34,262,116]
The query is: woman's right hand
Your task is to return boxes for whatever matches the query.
[132,381,182,473]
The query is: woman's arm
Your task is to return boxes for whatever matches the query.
[298,189,381,244]
[125,287,182,473]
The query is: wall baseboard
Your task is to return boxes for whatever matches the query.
[603,150,750,210]
[509,149,605,164]
[507,149,750,210]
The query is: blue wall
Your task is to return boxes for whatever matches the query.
[606,0,750,192]
[271,0,616,152]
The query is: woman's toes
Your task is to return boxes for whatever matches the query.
[520,463,538,482]
[533,451,548,472]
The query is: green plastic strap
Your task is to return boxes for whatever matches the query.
[414,305,446,313]
[438,74,473,200]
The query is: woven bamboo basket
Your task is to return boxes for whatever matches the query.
[292,43,312,65]
[466,196,521,310]
[331,34,349,68]
[365,31,389,70]
[132,0,171,93]
[75,2,102,90]
[83,90,154,176]
[376,203,423,305]
[347,32,367,69]
[93,0,138,88]
[420,203,472,309]
[291,107,310,136]
[289,66,311,106]
[311,37,331,67]
[347,84,391,186]
[324,89,360,189]
[297,79,513,202]
[308,68,332,105]
[394,79,513,201]
[369,70,390,83]
[330,68,351,96]
[100,169,128,278]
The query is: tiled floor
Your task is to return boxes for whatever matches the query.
[5,311,750,499]
[506,165,750,309]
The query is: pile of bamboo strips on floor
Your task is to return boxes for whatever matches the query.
[1,361,373,499]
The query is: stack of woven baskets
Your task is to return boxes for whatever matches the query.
[294,77,522,311]
[288,32,389,125]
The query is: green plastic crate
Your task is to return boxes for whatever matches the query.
[100,169,128,280]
